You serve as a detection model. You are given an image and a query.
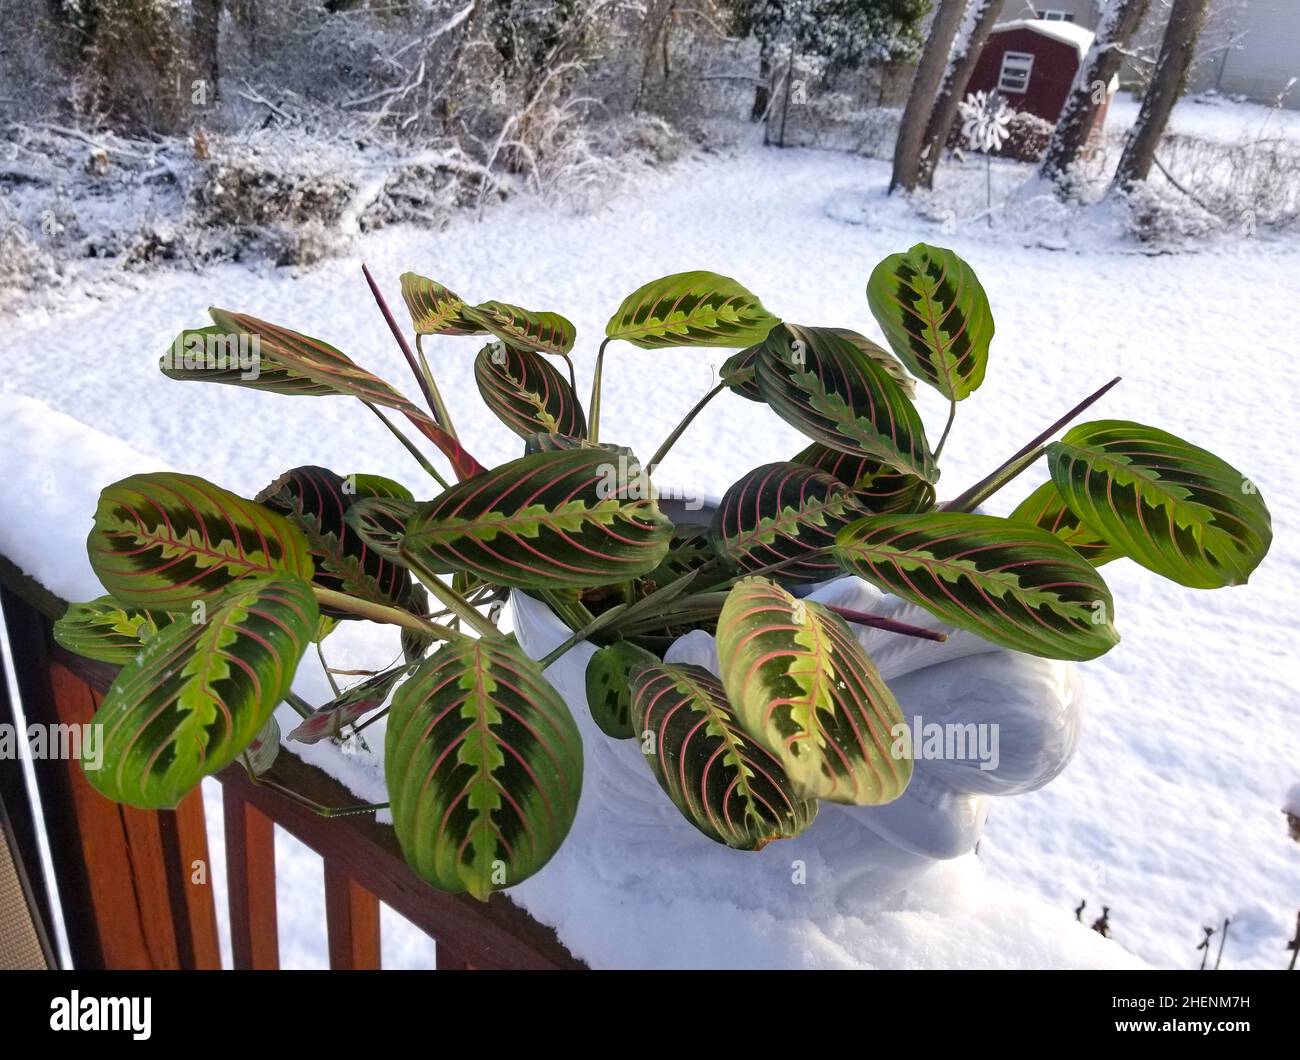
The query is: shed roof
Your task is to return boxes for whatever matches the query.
[991,18,1096,63]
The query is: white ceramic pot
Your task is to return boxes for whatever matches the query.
[510,505,1084,905]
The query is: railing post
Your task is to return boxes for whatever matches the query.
[324,859,381,969]
[224,786,280,969]
[1,581,221,969]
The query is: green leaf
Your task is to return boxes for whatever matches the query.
[833,512,1120,661]
[866,243,993,401]
[629,661,818,848]
[585,641,659,739]
[715,577,910,804]
[184,309,484,481]
[475,342,586,440]
[462,301,576,356]
[829,327,917,399]
[710,462,864,583]
[792,443,935,514]
[605,271,778,349]
[645,523,716,587]
[257,466,421,616]
[54,596,169,664]
[84,576,318,809]
[344,495,422,563]
[403,448,673,590]
[720,345,762,401]
[288,663,416,745]
[1009,480,1120,566]
[160,325,334,395]
[87,472,315,612]
[241,716,281,778]
[386,638,583,900]
[523,433,622,455]
[399,273,486,336]
[757,323,937,483]
[1046,420,1271,589]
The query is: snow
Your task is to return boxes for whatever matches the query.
[2,133,1298,968]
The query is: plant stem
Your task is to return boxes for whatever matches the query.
[933,398,957,461]
[823,604,947,642]
[248,771,389,818]
[352,705,391,736]
[647,381,727,474]
[940,375,1121,513]
[363,401,450,489]
[316,642,341,697]
[415,333,459,439]
[560,353,578,400]
[311,586,462,640]
[284,690,315,718]
[587,337,612,442]
[362,263,442,421]
[400,553,502,639]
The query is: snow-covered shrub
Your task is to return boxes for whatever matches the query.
[54,246,1273,904]
[999,110,1054,163]
[0,203,59,310]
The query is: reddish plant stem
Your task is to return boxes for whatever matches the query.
[361,263,440,422]
[824,604,947,642]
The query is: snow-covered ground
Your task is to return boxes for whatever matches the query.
[2,138,1297,969]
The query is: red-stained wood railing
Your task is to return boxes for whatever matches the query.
[0,556,583,971]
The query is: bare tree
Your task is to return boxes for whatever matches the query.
[1112,0,1210,191]
[1038,0,1151,196]
[917,0,1000,189]
[192,0,223,102]
[890,0,967,194]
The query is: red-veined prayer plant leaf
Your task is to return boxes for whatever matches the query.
[54,596,169,665]
[756,323,937,483]
[160,325,334,395]
[343,495,423,563]
[87,472,315,612]
[715,577,911,805]
[1046,420,1271,589]
[257,466,421,616]
[832,512,1120,661]
[462,301,576,356]
[866,243,993,402]
[628,661,819,848]
[709,461,865,583]
[1009,480,1121,566]
[399,273,486,336]
[474,342,586,440]
[385,638,582,900]
[187,308,484,480]
[402,448,672,590]
[605,271,778,349]
[288,663,417,745]
[792,443,935,514]
[84,575,319,808]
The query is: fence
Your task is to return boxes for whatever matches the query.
[0,554,583,970]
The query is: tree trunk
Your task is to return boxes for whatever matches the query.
[1039,0,1151,195]
[890,0,968,194]
[192,0,223,102]
[752,44,772,122]
[1112,0,1210,191]
[917,0,1001,189]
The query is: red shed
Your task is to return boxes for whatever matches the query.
[966,18,1116,134]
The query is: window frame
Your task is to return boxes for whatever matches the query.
[998,51,1036,95]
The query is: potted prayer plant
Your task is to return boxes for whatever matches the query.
[54,244,1272,902]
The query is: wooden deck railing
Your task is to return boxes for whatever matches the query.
[0,556,583,970]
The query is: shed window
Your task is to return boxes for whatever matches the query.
[1039,8,1076,19]
[998,52,1035,94]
